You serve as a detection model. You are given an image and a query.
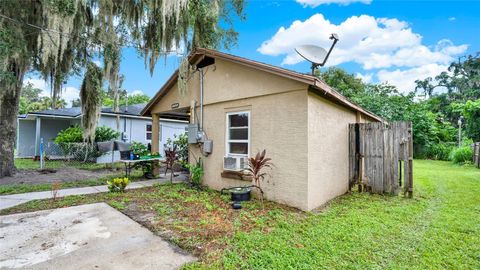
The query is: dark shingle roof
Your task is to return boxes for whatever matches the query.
[101,103,147,116]
[26,103,148,118]
[30,107,82,117]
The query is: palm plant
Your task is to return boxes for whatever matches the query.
[246,149,273,209]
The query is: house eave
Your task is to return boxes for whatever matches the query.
[143,48,385,123]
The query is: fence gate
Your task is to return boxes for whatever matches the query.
[349,121,413,197]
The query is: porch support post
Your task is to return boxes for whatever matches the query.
[151,113,160,175]
[34,117,41,159]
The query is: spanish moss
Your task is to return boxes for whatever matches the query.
[80,62,103,144]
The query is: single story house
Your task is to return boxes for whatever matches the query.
[17,104,187,160]
[142,48,383,211]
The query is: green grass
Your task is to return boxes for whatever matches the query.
[0,170,143,195]
[14,158,120,170]
[197,160,480,270]
[1,160,479,269]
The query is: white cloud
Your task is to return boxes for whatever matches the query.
[92,60,102,67]
[129,90,144,96]
[25,78,48,91]
[355,73,373,83]
[24,77,80,107]
[258,14,467,69]
[61,86,81,107]
[258,14,468,93]
[377,64,448,93]
[448,17,456,21]
[297,0,371,8]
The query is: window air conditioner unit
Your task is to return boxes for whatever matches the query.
[223,156,248,171]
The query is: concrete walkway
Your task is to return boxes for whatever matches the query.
[0,176,181,211]
[0,203,196,269]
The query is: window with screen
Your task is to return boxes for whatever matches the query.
[226,111,249,156]
[146,124,152,140]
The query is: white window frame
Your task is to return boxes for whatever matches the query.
[146,124,152,141]
[225,111,250,157]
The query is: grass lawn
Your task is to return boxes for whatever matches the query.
[0,170,144,195]
[1,160,479,269]
[14,158,119,170]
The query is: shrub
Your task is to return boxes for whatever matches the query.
[450,146,473,164]
[424,143,455,161]
[183,159,204,187]
[107,177,129,192]
[130,141,149,156]
[54,125,119,144]
[95,126,120,142]
[166,133,188,162]
[246,149,273,210]
[54,126,83,144]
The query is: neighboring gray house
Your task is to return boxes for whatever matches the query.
[16,104,187,160]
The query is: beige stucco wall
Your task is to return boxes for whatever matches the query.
[148,57,379,211]
[202,59,306,104]
[150,73,200,114]
[193,90,309,210]
[150,58,306,115]
[306,91,358,210]
[189,59,309,210]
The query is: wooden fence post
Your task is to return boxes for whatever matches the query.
[407,122,413,198]
[473,142,480,168]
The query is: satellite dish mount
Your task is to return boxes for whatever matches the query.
[295,33,339,75]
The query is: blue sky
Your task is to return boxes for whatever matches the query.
[27,0,480,106]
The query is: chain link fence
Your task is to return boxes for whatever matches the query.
[40,140,116,170]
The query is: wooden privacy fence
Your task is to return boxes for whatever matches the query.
[473,142,480,168]
[349,121,413,197]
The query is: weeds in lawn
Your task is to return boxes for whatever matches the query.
[2,160,478,269]
[0,171,144,195]
[109,201,127,210]
[51,181,61,201]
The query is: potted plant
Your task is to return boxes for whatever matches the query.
[229,186,252,202]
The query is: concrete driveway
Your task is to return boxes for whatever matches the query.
[0,203,196,269]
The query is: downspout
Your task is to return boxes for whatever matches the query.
[123,116,127,142]
[16,118,19,156]
[199,68,204,131]
[124,94,128,141]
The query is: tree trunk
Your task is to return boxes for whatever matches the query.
[0,61,27,178]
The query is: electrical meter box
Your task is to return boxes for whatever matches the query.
[203,140,213,154]
[187,124,199,144]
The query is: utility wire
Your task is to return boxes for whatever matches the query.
[0,14,74,37]
[0,13,185,55]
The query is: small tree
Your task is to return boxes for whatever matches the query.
[246,149,273,209]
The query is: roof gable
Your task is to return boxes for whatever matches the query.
[141,48,383,122]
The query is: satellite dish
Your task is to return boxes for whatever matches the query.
[295,33,339,75]
[295,45,328,66]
